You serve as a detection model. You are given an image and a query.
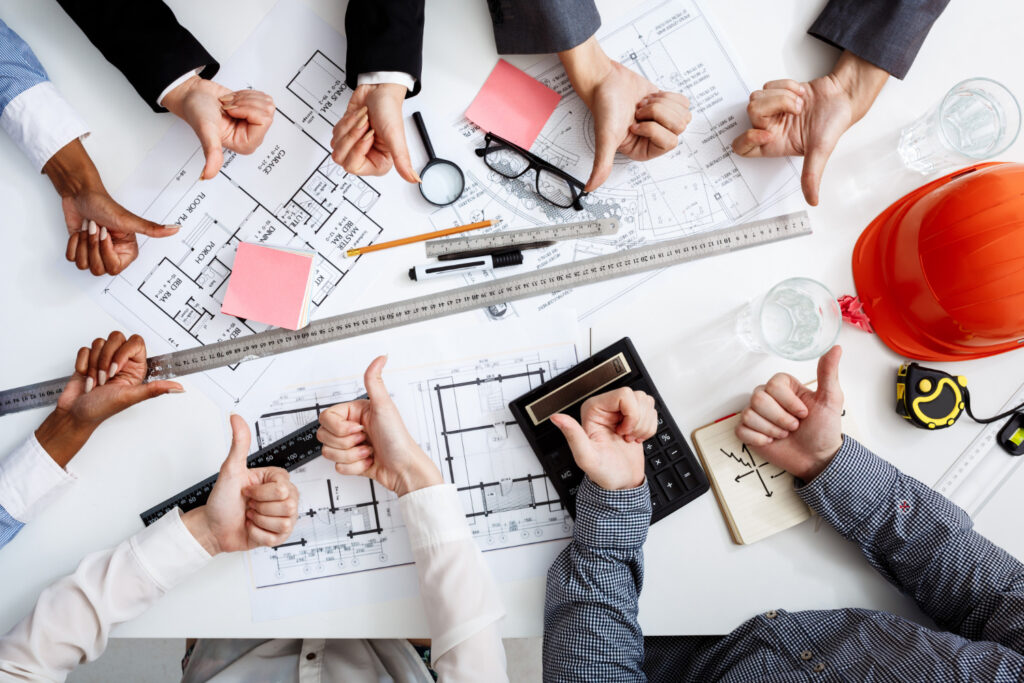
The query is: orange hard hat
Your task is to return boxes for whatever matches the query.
[853,162,1024,361]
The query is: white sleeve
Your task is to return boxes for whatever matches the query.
[157,67,202,109]
[400,484,508,682]
[0,435,75,523]
[357,71,416,91]
[0,508,211,682]
[0,81,89,171]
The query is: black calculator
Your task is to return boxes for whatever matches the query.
[509,337,709,523]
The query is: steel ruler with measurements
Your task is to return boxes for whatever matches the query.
[0,211,811,417]
[424,218,620,257]
[934,379,1024,517]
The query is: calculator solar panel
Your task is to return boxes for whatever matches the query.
[509,337,708,523]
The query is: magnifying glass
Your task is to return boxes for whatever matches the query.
[413,111,465,206]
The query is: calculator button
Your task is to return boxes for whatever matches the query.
[656,470,683,501]
[666,445,683,461]
[643,440,658,455]
[657,414,665,428]
[676,464,697,490]
[558,467,579,482]
[648,454,668,471]
[657,431,674,446]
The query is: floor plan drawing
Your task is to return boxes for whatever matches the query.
[433,0,803,320]
[246,343,578,588]
[92,2,408,407]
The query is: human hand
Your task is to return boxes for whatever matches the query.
[330,84,419,183]
[735,346,845,481]
[560,36,691,191]
[182,415,299,555]
[549,388,657,491]
[317,356,442,496]
[731,51,888,206]
[43,139,180,276]
[161,76,275,180]
[35,332,183,467]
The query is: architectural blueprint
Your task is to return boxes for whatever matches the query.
[431,0,803,320]
[91,1,409,407]
[236,315,580,618]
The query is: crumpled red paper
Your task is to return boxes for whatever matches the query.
[837,295,874,333]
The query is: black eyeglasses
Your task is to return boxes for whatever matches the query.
[475,132,588,211]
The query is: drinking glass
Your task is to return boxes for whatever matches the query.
[736,278,841,361]
[898,78,1021,175]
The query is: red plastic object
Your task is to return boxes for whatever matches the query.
[853,162,1024,361]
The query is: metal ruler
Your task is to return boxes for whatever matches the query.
[934,379,1024,516]
[141,418,322,525]
[0,211,811,417]
[424,218,620,257]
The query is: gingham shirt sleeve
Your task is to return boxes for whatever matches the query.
[543,476,650,683]
[798,436,1024,652]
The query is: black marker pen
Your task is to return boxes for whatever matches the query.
[409,250,524,281]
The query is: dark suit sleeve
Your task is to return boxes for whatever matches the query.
[487,0,601,55]
[55,0,218,112]
[345,0,424,98]
[808,0,951,79]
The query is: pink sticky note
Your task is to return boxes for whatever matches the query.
[465,59,560,149]
[221,242,313,330]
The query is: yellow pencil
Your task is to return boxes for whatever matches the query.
[346,220,495,257]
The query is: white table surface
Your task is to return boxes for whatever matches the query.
[1,0,1023,638]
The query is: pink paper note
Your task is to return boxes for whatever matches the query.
[221,242,313,330]
[465,59,560,149]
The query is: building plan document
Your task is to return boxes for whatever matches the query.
[91,0,412,408]
[234,313,581,621]
[431,0,803,321]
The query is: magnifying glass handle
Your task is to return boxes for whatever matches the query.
[412,111,437,161]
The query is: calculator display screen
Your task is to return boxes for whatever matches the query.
[525,353,631,425]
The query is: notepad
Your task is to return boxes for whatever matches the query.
[465,59,560,149]
[221,242,315,330]
[692,398,858,545]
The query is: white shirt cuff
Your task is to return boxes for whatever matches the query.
[129,507,212,592]
[400,483,471,550]
[157,68,203,109]
[357,71,416,91]
[0,435,76,522]
[0,81,90,171]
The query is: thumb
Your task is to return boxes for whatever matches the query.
[221,414,252,474]
[198,126,225,180]
[386,127,420,184]
[586,118,618,191]
[801,141,833,207]
[363,355,391,403]
[110,207,180,239]
[549,413,590,457]
[119,380,183,407]
[816,345,843,401]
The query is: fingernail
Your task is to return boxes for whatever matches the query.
[221,104,238,111]
[357,114,368,128]
[790,420,800,430]
[98,370,107,386]
[108,362,118,377]
[219,94,236,104]
[169,387,186,394]
[80,219,88,232]
[84,377,94,393]
[88,220,97,236]
[100,226,108,240]
[164,224,182,232]
[413,172,422,183]
[360,129,374,141]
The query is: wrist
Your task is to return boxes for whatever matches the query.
[42,138,102,198]
[830,51,888,123]
[793,437,844,482]
[35,409,95,468]
[160,74,203,118]
[181,507,222,556]
[395,455,443,497]
[558,36,613,104]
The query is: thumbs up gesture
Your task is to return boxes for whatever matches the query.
[735,346,845,481]
[317,356,443,497]
[182,415,299,555]
[160,76,275,181]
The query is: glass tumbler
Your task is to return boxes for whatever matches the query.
[736,278,841,361]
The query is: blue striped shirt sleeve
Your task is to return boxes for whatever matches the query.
[0,19,49,116]
[0,503,26,550]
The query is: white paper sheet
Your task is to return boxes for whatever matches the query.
[235,311,581,621]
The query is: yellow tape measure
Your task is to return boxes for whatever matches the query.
[896,363,968,429]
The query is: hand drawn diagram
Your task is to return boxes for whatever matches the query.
[92,3,408,407]
[247,345,578,588]
[433,0,802,320]
[718,445,788,498]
